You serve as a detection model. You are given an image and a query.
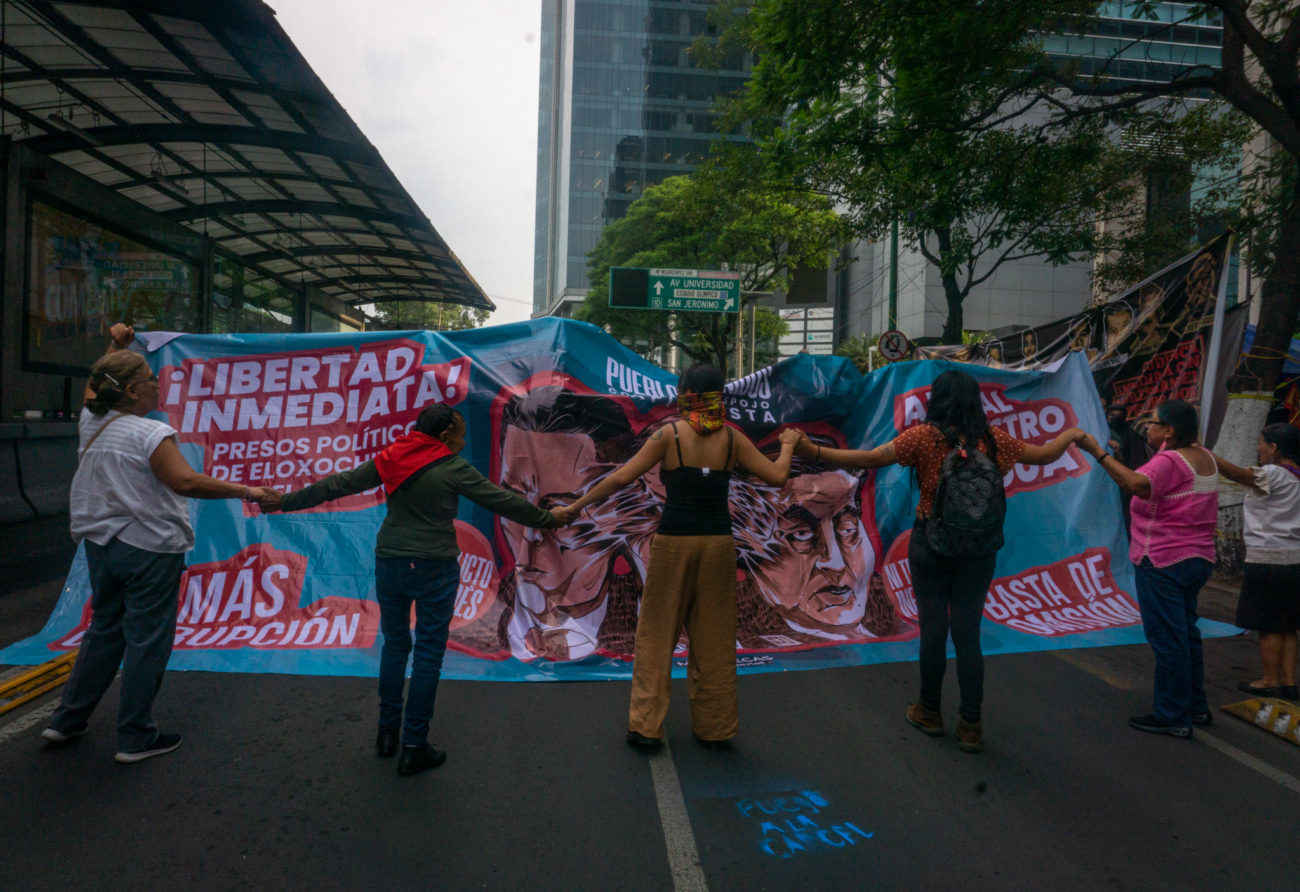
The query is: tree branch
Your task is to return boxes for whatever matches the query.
[1205,0,1277,66]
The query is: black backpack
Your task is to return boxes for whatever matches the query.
[924,426,1007,558]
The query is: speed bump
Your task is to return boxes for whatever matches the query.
[0,651,77,718]
[1221,697,1300,747]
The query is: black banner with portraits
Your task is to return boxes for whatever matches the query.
[916,235,1241,436]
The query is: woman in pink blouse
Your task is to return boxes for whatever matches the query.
[1081,399,1218,738]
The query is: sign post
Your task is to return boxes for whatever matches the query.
[609,267,741,313]
[878,329,910,362]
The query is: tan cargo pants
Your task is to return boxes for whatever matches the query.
[628,533,738,742]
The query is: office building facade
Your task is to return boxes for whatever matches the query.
[534,1,1224,346]
[533,0,749,318]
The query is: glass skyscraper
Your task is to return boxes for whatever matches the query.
[1042,2,1222,91]
[532,0,749,317]
[534,2,1224,335]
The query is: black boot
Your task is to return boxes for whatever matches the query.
[375,727,399,758]
[397,742,447,777]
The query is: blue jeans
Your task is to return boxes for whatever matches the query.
[50,540,185,752]
[374,556,459,747]
[1133,557,1213,724]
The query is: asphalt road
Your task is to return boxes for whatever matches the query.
[2,571,1297,892]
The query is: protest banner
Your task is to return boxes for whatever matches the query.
[0,319,1237,680]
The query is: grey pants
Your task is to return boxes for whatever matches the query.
[49,539,185,753]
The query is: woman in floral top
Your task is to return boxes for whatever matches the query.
[800,369,1084,753]
[1081,399,1218,738]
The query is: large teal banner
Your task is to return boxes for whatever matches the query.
[0,319,1236,679]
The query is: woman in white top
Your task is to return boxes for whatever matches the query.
[1212,423,1300,701]
[42,324,273,764]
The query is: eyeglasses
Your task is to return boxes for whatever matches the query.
[134,373,159,386]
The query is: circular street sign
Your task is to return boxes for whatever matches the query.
[878,329,910,361]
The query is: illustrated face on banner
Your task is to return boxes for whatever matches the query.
[1138,282,1165,313]
[950,344,977,364]
[734,445,880,639]
[1070,320,1091,352]
[1132,313,1164,355]
[500,427,610,607]
[987,343,1004,367]
[1021,330,1038,364]
[1105,304,1135,350]
[493,383,658,661]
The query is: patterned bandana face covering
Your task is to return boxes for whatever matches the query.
[678,390,725,434]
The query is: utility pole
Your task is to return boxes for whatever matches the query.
[734,306,744,378]
[748,303,757,375]
[889,217,899,329]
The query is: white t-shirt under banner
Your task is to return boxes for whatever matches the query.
[1243,463,1300,565]
[69,408,194,554]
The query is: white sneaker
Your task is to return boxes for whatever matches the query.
[114,732,182,764]
[41,727,85,745]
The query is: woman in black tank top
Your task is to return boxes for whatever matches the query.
[555,364,800,747]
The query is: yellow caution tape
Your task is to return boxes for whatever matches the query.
[0,651,77,717]
[1221,697,1300,746]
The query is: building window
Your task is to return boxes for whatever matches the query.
[309,306,360,333]
[211,255,299,333]
[24,199,200,375]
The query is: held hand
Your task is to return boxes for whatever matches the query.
[779,427,803,449]
[1078,433,1103,459]
[549,504,577,527]
[249,487,283,512]
[792,431,817,458]
[108,323,135,349]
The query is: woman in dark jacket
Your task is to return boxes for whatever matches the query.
[264,403,556,777]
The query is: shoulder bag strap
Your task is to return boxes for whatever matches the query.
[80,412,130,455]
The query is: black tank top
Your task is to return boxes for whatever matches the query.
[657,423,734,536]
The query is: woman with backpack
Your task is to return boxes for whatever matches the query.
[1208,424,1300,702]
[1079,399,1219,738]
[797,369,1084,753]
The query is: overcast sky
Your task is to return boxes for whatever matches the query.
[269,0,543,325]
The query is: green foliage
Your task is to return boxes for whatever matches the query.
[704,0,1146,344]
[578,159,849,372]
[368,301,490,332]
[834,333,876,374]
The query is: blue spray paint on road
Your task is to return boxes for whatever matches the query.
[734,791,874,859]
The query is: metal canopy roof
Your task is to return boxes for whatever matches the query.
[0,0,493,311]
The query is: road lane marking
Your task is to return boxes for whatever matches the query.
[0,699,58,745]
[1052,647,1300,795]
[1197,731,1300,795]
[648,740,709,892]
[1,666,31,683]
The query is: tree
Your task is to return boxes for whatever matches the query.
[579,158,849,372]
[1024,1,1299,416]
[367,301,491,332]
[709,0,1300,448]
[704,0,1145,343]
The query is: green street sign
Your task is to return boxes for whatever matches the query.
[609,267,741,313]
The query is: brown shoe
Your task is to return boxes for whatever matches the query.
[906,702,945,737]
[956,718,982,753]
